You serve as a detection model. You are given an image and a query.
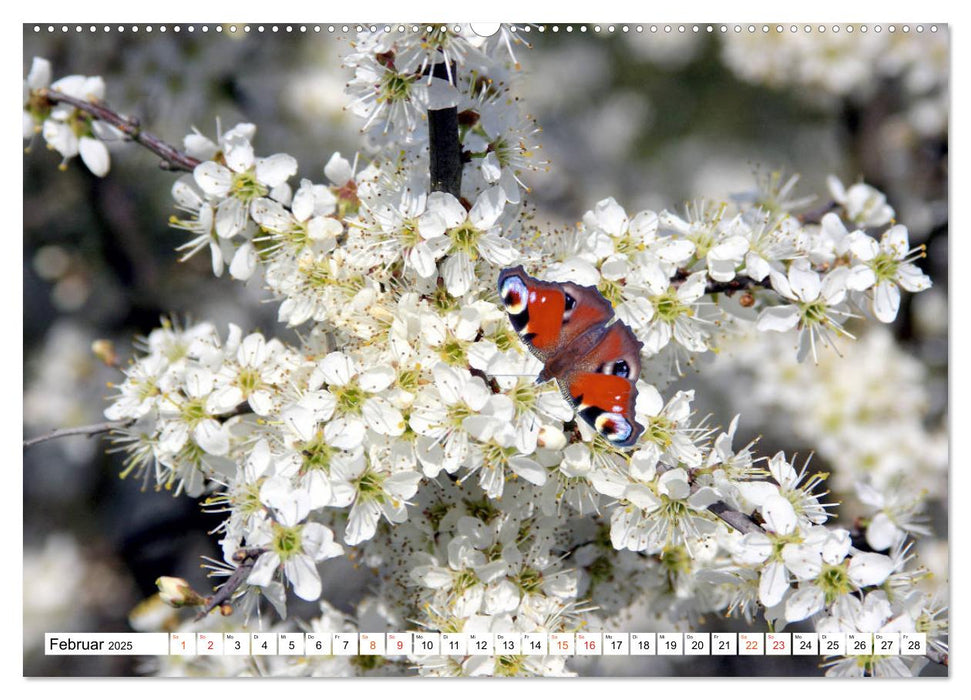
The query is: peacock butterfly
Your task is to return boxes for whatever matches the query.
[498,265,644,447]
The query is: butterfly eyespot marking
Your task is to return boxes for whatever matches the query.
[597,359,630,377]
[595,412,634,443]
[500,276,528,315]
[561,291,579,323]
[610,360,630,378]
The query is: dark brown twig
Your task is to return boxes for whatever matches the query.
[427,60,462,198]
[37,88,201,172]
[704,500,764,536]
[195,547,267,621]
[665,462,763,537]
[671,268,773,297]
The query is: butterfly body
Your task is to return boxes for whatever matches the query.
[498,265,644,447]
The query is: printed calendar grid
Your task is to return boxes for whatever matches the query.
[44,632,928,657]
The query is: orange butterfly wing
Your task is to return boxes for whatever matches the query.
[499,266,644,447]
[563,324,644,447]
[497,266,613,360]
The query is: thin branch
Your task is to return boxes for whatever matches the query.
[926,646,948,667]
[427,61,462,198]
[23,419,134,449]
[705,500,764,536]
[797,199,838,225]
[37,88,201,172]
[669,463,763,536]
[195,548,266,621]
[705,276,773,296]
[671,268,772,297]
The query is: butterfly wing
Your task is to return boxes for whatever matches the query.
[499,266,645,448]
[561,322,645,447]
[498,265,613,362]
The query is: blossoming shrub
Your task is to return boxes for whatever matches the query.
[23,25,946,677]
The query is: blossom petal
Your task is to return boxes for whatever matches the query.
[318,352,356,386]
[657,239,695,264]
[282,405,317,443]
[629,446,659,481]
[846,264,877,291]
[291,186,315,222]
[509,456,546,485]
[658,468,689,500]
[215,198,246,239]
[442,252,474,297]
[194,161,232,196]
[285,554,322,601]
[229,242,258,280]
[407,242,438,278]
[42,120,78,157]
[634,382,664,417]
[207,385,245,415]
[590,197,628,237]
[426,192,467,229]
[865,513,901,551]
[469,186,505,230]
[478,234,519,266]
[79,137,109,177]
[896,264,931,292]
[872,280,901,323]
[362,397,405,436]
[325,417,366,450]
[848,552,894,587]
[307,216,343,241]
[762,494,797,535]
[757,305,800,332]
[359,366,395,393]
[324,152,353,186]
[848,232,879,261]
[247,552,281,587]
[782,545,821,580]
[759,560,790,607]
[820,529,851,564]
[882,225,910,258]
[629,210,658,241]
[256,153,298,187]
[302,522,343,560]
[625,484,661,511]
[677,271,708,303]
[735,533,772,564]
[744,252,771,282]
[788,261,821,301]
[193,419,229,456]
[785,585,825,622]
[480,152,502,183]
[27,57,52,90]
[345,500,381,545]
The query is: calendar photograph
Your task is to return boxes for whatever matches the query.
[22,20,949,678]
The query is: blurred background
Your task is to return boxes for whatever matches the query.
[23,24,948,676]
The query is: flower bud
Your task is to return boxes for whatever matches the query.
[91,339,118,367]
[155,576,206,608]
[537,424,566,451]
